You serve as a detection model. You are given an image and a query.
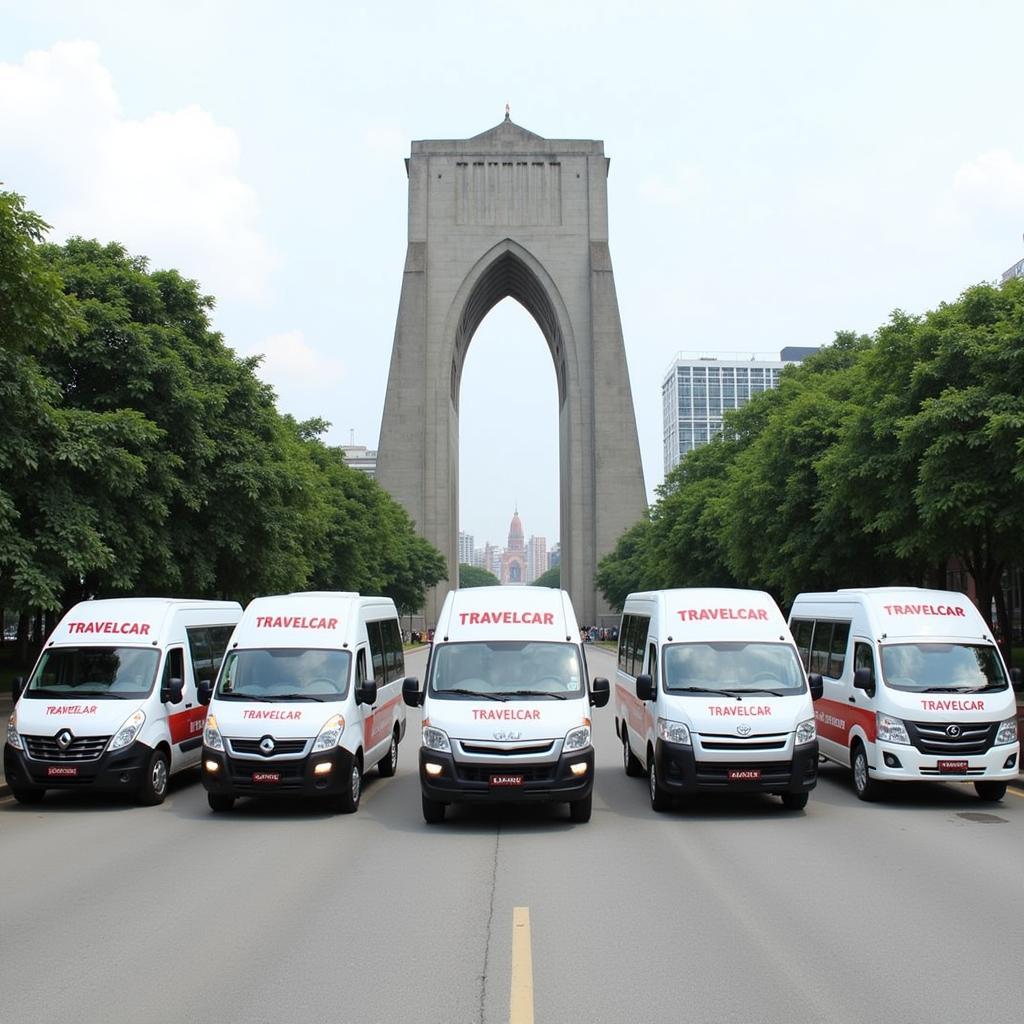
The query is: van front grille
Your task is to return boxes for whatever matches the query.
[906,721,996,756]
[24,735,110,762]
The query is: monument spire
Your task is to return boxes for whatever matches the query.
[504,102,510,121]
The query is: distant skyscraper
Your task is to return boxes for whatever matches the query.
[526,536,547,583]
[662,350,816,473]
[458,531,475,565]
[548,544,561,570]
[341,444,377,477]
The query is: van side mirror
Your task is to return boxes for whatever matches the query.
[636,674,655,702]
[808,673,824,702]
[11,676,24,703]
[197,680,214,706]
[356,680,378,706]
[402,677,421,708]
[160,678,184,705]
[1010,667,1022,693]
[853,667,875,697]
[590,677,610,708]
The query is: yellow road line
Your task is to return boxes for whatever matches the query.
[510,906,534,1024]
[1008,787,1024,799]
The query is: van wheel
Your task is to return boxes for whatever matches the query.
[623,731,644,777]
[137,748,169,806]
[378,730,399,777]
[422,795,446,823]
[851,744,877,802]
[10,786,45,806]
[648,755,671,812]
[781,791,809,810]
[208,793,234,812]
[974,781,1007,802]
[569,793,592,823]
[333,756,362,814]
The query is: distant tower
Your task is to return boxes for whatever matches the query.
[500,509,526,584]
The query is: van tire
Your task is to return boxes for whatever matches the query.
[851,743,877,802]
[378,730,399,777]
[333,755,362,814]
[623,731,644,777]
[781,791,809,810]
[422,795,446,823]
[10,786,45,806]
[648,754,671,812]
[137,747,170,806]
[974,781,1007,802]
[208,793,234,812]
[569,793,592,823]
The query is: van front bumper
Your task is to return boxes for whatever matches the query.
[655,738,819,794]
[864,739,1019,782]
[419,747,594,804]
[4,741,152,793]
[201,745,357,798]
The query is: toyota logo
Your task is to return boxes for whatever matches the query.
[946,724,962,738]
[56,729,74,750]
[736,725,752,736]
[259,736,276,755]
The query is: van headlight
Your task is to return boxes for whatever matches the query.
[563,725,591,752]
[876,713,910,745]
[313,714,346,751]
[6,713,23,751]
[995,718,1018,745]
[422,726,451,752]
[795,719,816,745]
[109,710,146,751]
[203,713,224,751]
[657,718,691,746]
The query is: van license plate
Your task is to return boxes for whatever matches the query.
[490,775,523,787]
[728,769,761,781]
[252,771,280,784]
[938,760,969,773]
[47,766,78,777]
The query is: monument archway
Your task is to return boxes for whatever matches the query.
[376,116,646,625]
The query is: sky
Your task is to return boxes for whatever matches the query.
[2,1,1023,551]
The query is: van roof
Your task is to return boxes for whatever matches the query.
[437,586,579,642]
[624,589,791,641]
[51,598,241,646]
[231,592,398,649]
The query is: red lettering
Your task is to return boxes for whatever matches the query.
[457,611,557,628]
[679,608,769,623]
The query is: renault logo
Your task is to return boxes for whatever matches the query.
[737,725,752,736]
[946,724,962,738]
[259,736,276,755]
[56,729,74,750]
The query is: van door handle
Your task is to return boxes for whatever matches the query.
[848,697,856,703]
[186,703,193,708]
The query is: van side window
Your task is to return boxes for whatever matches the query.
[161,648,184,698]
[829,622,851,678]
[381,619,405,682]
[854,642,875,685]
[366,621,385,682]
[791,619,813,670]
[207,625,235,679]
[186,627,214,688]
[648,644,658,688]
[618,614,650,677]
[356,649,367,684]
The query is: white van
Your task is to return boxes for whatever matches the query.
[789,587,1021,801]
[615,589,821,811]
[402,586,609,824]
[200,592,407,813]
[4,598,241,805]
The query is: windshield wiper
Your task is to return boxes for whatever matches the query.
[667,686,717,694]
[219,693,275,702]
[266,693,327,702]
[441,688,508,702]
[492,689,568,700]
[24,687,74,698]
[738,688,785,697]
[70,690,132,699]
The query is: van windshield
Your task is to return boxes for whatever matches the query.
[24,647,160,700]
[216,649,351,701]
[663,642,806,695]
[429,642,584,699]
[880,643,1008,693]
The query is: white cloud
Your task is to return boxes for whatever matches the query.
[0,41,275,300]
[244,330,348,422]
[936,148,1024,231]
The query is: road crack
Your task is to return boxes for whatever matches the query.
[479,822,500,1024]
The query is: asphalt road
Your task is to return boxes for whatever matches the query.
[2,644,1022,1024]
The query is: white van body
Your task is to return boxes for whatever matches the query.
[615,589,819,811]
[201,592,407,813]
[404,586,608,824]
[789,587,1020,801]
[4,598,241,805]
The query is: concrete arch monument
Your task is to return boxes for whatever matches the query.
[376,115,646,625]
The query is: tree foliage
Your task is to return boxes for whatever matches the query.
[530,565,560,588]
[459,563,501,588]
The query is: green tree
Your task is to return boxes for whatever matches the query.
[595,518,653,611]
[459,563,500,588]
[531,565,560,588]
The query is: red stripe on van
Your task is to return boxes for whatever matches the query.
[169,705,207,744]
[814,697,876,745]
[363,695,402,751]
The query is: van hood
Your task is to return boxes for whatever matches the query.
[209,699,340,739]
[13,697,146,738]
[427,698,589,741]
[674,694,812,735]
[882,688,1016,720]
